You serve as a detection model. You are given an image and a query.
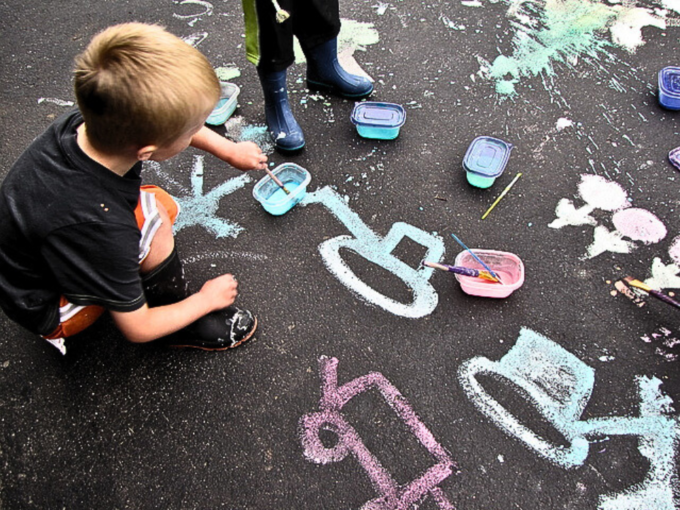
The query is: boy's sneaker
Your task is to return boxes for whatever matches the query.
[164,306,257,351]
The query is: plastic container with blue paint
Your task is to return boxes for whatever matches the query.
[206,82,240,125]
[463,136,513,188]
[253,163,311,216]
[351,102,406,140]
[658,67,680,110]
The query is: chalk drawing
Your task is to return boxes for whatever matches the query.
[644,257,680,292]
[172,155,252,238]
[550,174,667,259]
[300,356,455,509]
[37,98,74,107]
[224,116,275,155]
[474,0,668,96]
[668,235,680,265]
[459,328,680,509]
[641,326,680,362]
[181,32,208,47]
[173,0,213,25]
[300,186,445,318]
[294,19,379,81]
[214,66,241,81]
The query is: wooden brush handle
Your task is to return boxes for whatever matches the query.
[649,289,680,309]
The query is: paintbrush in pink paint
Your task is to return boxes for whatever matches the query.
[421,260,501,283]
[623,276,680,310]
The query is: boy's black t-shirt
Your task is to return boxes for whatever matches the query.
[0,110,147,335]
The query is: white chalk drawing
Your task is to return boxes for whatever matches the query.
[172,155,252,238]
[173,0,213,21]
[549,174,667,259]
[459,328,680,509]
[301,186,445,318]
[300,356,455,509]
[37,97,74,107]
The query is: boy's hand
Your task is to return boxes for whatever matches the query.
[229,141,268,171]
[199,273,239,311]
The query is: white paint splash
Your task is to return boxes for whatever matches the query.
[551,175,667,259]
[38,98,74,107]
[645,258,680,291]
[555,117,573,131]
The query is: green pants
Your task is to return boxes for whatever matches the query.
[242,0,341,72]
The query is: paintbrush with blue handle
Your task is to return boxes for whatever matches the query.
[421,260,501,283]
[450,233,504,284]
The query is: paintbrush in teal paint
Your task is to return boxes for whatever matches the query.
[265,167,291,195]
[450,233,504,284]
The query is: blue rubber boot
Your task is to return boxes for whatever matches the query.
[257,68,305,152]
[304,38,373,98]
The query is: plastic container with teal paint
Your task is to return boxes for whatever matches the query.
[252,163,311,216]
[351,102,406,140]
[658,67,680,110]
[206,82,240,125]
[463,136,513,188]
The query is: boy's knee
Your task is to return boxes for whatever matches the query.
[140,200,176,273]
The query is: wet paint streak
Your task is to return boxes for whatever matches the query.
[459,328,680,509]
[300,356,455,509]
[301,186,445,318]
[484,0,665,96]
[173,155,252,238]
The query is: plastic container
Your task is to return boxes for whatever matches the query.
[658,67,680,110]
[453,249,524,298]
[206,82,240,125]
[351,102,406,140]
[252,163,311,216]
[463,136,513,188]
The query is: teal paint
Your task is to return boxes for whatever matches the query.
[173,155,252,238]
[459,328,680,509]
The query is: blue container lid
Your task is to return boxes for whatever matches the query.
[659,67,680,96]
[463,136,513,178]
[351,102,406,128]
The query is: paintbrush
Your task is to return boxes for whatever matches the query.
[421,260,501,283]
[623,277,680,310]
[450,233,504,284]
[265,167,291,194]
[482,172,522,220]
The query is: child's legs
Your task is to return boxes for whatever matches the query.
[44,186,179,342]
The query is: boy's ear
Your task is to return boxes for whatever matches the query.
[137,145,158,161]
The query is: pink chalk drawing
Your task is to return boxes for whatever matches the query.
[550,174,669,259]
[611,208,667,244]
[641,327,680,362]
[669,236,680,266]
[300,356,456,510]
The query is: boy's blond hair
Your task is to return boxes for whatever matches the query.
[74,23,220,154]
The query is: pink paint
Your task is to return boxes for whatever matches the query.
[300,356,455,509]
[669,236,680,266]
[611,208,667,244]
[578,175,629,211]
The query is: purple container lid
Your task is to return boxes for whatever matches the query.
[659,67,680,96]
[463,136,513,178]
[351,102,406,128]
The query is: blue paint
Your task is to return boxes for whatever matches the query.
[459,328,680,509]
[173,155,252,238]
[300,186,445,318]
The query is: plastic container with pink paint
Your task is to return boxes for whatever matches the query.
[453,249,524,298]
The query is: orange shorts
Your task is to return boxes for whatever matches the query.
[43,185,179,343]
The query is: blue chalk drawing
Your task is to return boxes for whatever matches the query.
[173,155,252,238]
[301,186,445,318]
[459,328,680,509]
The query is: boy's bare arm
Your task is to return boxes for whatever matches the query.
[190,126,268,171]
[110,273,238,343]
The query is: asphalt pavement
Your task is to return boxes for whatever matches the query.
[1,0,680,508]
